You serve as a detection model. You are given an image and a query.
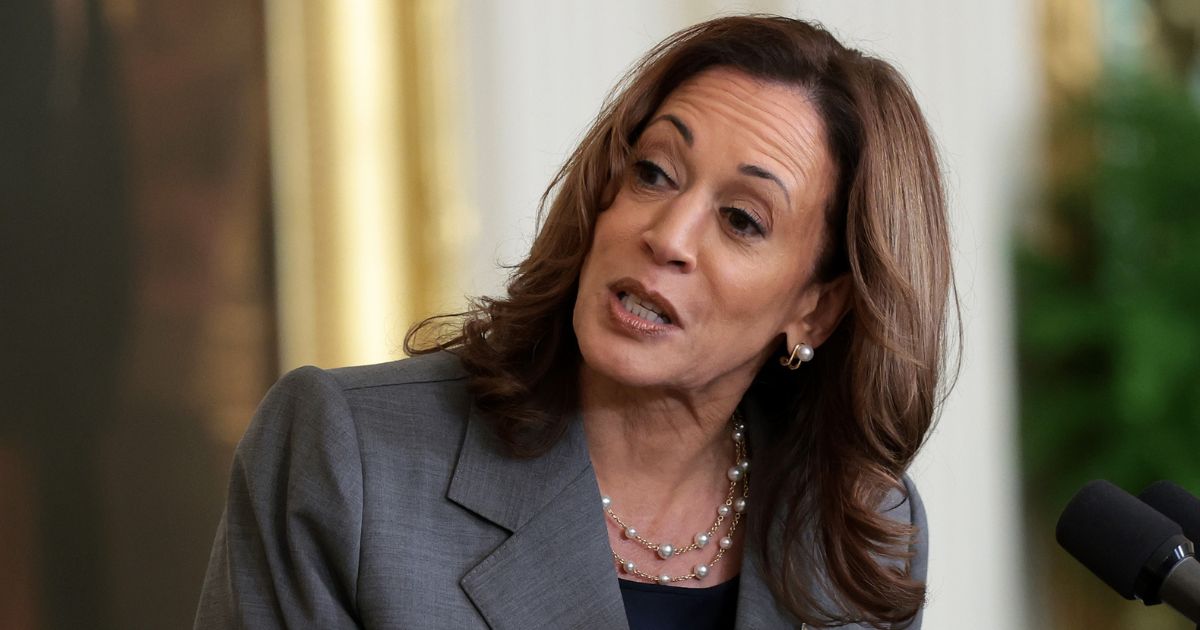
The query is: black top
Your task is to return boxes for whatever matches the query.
[618,576,740,630]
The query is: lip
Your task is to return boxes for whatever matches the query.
[607,278,683,330]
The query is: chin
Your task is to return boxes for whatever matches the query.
[579,348,679,391]
[575,324,673,391]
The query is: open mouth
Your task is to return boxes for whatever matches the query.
[616,291,673,325]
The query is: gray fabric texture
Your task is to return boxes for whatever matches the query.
[194,351,928,629]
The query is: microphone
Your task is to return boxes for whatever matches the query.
[1057,479,1200,624]
[1140,481,1200,546]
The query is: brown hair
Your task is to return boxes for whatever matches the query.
[408,15,956,628]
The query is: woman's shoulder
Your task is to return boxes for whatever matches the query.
[261,350,469,400]
[242,351,474,457]
[324,349,470,390]
[874,475,928,568]
[882,474,927,529]
[200,351,479,627]
[264,350,471,415]
[884,474,930,627]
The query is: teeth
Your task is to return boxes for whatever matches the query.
[619,292,672,325]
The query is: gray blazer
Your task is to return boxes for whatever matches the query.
[195,351,927,629]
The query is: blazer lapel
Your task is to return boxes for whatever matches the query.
[449,405,629,630]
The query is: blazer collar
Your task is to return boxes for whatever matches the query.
[448,403,593,532]
[448,399,816,630]
[449,404,629,630]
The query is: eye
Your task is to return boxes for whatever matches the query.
[631,159,674,189]
[721,207,766,237]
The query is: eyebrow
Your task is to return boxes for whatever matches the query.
[738,164,791,204]
[649,113,791,204]
[649,114,693,146]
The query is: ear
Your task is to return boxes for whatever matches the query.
[785,274,852,350]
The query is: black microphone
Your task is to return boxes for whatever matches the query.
[1140,481,1200,546]
[1057,479,1200,624]
[1139,479,1200,629]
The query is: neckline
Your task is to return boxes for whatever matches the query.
[617,574,740,595]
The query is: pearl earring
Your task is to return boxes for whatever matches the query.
[780,342,814,370]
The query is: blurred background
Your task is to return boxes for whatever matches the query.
[1,0,1197,628]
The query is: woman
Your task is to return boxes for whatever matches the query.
[196,15,954,630]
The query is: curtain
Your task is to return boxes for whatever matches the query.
[265,0,470,370]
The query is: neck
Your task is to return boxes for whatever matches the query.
[579,362,749,497]
[579,362,753,586]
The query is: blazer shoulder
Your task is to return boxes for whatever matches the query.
[879,475,929,571]
[317,352,476,462]
[902,475,927,530]
[252,351,470,428]
[249,351,474,460]
[325,350,469,391]
[880,474,926,529]
[883,474,929,630]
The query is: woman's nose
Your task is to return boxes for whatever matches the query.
[640,193,705,272]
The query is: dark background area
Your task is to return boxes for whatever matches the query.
[1,1,275,627]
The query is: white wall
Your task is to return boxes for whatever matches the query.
[458,2,1036,627]
[456,1,688,299]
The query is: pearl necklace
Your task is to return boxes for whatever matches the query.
[602,416,750,585]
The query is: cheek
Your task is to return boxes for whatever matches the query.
[578,214,630,297]
[705,261,802,335]
[589,205,644,258]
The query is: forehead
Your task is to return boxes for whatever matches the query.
[647,68,833,208]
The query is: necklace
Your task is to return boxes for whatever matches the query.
[602,415,750,585]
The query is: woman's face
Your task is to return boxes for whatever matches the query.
[573,67,841,397]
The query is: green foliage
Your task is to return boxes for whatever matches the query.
[1017,71,1200,514]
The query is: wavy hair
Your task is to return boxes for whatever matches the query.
[407,15,956,628]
